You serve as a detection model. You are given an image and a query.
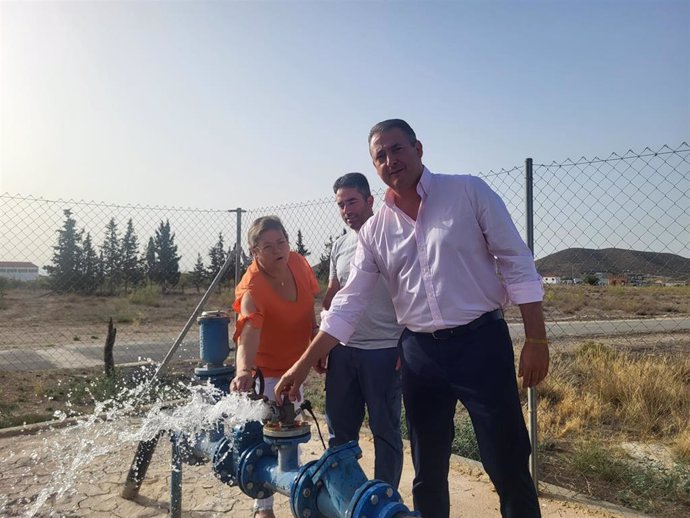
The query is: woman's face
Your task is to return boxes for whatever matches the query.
[253,229,289,269]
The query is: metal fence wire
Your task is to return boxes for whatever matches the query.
[0,142,688,372]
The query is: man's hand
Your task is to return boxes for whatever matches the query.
[275,331,340,403]
[518,340,550,388]
[274,361,311,403]
[314,353,329,374]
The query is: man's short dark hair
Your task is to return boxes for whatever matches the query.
[333,172,372,199]
[368,119,417,145]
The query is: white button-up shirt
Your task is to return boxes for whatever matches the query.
[321,167,544,343]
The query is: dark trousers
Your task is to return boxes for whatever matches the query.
[325,344,404,488]
[399,319,541,518]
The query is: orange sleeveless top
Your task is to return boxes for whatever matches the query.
[233,252,319,377]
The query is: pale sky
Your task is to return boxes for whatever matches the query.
[1,0,688,210]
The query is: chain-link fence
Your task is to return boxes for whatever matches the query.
[1,143,688,371]
[0,198,239,370]
[533,144,689,340]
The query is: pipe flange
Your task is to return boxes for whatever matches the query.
[290,461,319,518]
[312,441,363,483]
[346,480,412,518]
[263,421,311,440]
[212,439,237,486]
[238,442,277,499]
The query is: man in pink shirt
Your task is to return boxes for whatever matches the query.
[276,119,549,518]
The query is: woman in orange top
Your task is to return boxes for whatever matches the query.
[230,215,319,518]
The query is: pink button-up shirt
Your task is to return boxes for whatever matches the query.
[321,167,544,342]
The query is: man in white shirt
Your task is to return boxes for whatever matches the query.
[321,172,404,488]
[276,119,549,518]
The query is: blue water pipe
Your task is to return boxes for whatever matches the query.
[124,310,418,518]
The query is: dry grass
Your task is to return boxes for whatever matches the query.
[674,428,690,462]
[543,287,587,315]
[538,342,690,441]
[531,340,690,516]
[535,340,690,516]
[538,284,690,320]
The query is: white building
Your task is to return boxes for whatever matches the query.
[0,262,40,282]
[542,275,562,285]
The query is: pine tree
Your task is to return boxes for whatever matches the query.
[101,218,121,294]
[208,233,232,292]
[190,253,207,293]
[46,209,83,293]
[207,233,226,278]
[144,237,157,285]
[153,220,181,293]
[314,235,334,282]
[120,219,143,293]
[80,232,101,294]
[295,229,310,257]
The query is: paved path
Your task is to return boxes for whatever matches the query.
[0,418,647,518]
[0,340,203,371]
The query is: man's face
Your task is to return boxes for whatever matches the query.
[335,186,374,231]
[369,127,423,192]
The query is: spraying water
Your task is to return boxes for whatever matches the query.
[0,376,268,518]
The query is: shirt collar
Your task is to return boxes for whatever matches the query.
[383,166,431,208]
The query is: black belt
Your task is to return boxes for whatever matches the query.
[428,309,504,340]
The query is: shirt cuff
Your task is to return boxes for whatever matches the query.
[506,280,544,305]
[321,311,356,345]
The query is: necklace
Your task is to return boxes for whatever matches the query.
[260,266,287,287]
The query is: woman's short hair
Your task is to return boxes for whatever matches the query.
[247,216,289,249]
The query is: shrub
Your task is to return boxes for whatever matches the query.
[110,298,136,323]
[571,441,628,484]
[67,372,124,405]
[129,285,161,307]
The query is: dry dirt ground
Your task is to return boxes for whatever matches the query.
[0,418,646,518]
[2,285,689,350]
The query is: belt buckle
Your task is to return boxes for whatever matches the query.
[431,328,453,340]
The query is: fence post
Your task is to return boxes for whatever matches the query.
[524,158,539,492]
[229,208,245,367]
[232,208,245,287]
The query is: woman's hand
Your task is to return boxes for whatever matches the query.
[230,371,254,392]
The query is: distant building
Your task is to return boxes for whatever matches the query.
[542,274,562,285]
[626,273,645,286]
[0,262,40,282]
[608,274,627,286]
[594,272,610,286]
